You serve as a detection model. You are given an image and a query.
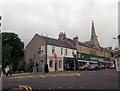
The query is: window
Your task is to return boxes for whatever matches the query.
[65,49,67,55]
[72,50,74,56]
[79,47,81,52]
[59,60,62,68]
[52,47,55,54]
[61,48,63,55]
[49,61,53,68]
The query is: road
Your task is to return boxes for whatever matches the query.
[2,69,119,91]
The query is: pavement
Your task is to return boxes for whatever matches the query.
[1,72,33,77]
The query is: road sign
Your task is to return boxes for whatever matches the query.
[54,54,57,58]
[114,47,119,53]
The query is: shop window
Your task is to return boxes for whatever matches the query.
[52,47,55,54]
[59,60,62,68]
[49,61,53,68]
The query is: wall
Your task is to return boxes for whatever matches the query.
[25,34,46,72]
[47,45,76,72]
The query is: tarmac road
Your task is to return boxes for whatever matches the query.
[2,69,119,91]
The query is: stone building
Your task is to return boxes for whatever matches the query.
[58,21,113,65]
[25,21,113,72]
[25,34,76,72]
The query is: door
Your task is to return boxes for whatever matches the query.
[55,62,57,71]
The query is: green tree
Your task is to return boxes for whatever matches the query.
[2,32,24,71]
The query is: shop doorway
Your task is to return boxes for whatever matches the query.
[55,62,57,71]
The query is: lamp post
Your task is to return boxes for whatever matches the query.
[113,36,120,71]
[44,35,48,73]
[33,53,36,74]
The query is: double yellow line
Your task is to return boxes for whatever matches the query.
[18,85,32,91]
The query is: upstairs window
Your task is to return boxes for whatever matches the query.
[65,49,67,55]
[52,47,55,54]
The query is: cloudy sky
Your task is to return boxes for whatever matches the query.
[1,0,119,49]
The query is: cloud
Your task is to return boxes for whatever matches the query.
[2,0,118,49]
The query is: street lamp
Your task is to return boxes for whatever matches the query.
[113,36,120,71]
[33,53,36,74]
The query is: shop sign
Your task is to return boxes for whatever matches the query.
[90,57,103,61]
[78,53,81,58]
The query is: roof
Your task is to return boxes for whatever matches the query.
[42,36,77,50]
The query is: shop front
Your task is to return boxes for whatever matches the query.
[47,56,63,72]
[64,57,75,71]
[76,53,111,66]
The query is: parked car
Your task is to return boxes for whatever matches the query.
[88,64,95,70]
[109,64,115,69]
[94,64,100,70]
[78,64,88,71]
[100,65,105,69]
[88,64,100,70]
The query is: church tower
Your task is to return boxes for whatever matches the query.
[90,21,100,49]
[91,20,97,40]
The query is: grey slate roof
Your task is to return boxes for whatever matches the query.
[44,37,77,50]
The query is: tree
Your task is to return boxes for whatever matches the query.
[2,32,24,71]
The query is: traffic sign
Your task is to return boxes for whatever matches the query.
[114,47,119,53]
[54,54,57,58]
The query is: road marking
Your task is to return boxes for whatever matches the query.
[26,75,34,78]
[45,73,81,77]
[18,85,32,91]
[40,75,46,77]
[17,76,23,78]
[76,73,80,76]
[10,72,81,79]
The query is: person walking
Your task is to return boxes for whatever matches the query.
[5,66,9,76]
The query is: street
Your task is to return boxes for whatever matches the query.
[2,69,119,91]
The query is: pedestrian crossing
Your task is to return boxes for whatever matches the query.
[10,73,80,79]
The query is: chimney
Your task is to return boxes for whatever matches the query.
[73,36,78,49]
[73,36,78,41]
[59,32,66,40]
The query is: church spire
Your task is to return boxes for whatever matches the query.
[91,20,97,40]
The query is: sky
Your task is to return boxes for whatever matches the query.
[1,0,119,49]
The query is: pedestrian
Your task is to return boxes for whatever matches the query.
[9,66,13,76]
[5,66,9,76]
